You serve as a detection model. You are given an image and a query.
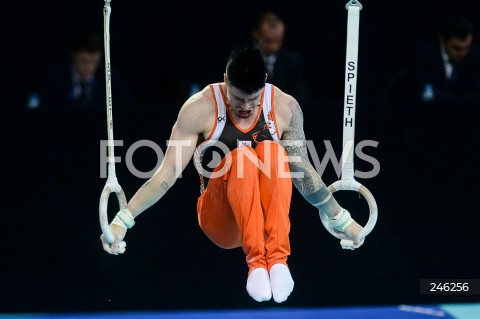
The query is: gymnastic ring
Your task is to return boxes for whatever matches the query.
[319,179,377,247]
[99,181,128,244]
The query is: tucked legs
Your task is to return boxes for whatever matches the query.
[197,141,294,302]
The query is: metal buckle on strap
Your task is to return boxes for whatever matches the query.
[346,0,363,10]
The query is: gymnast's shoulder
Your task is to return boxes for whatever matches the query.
[272,85,303,133]
[174,85,216,135]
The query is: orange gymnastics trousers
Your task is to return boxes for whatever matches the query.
[197,141,293,274]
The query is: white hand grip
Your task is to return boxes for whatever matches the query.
[319,179,377,247]
[340,239,355,249]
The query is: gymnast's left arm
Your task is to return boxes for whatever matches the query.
[278,95,363,245]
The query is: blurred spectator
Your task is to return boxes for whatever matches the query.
[30,32,135,110]
[410,15,480,104]
[252,11,312,107]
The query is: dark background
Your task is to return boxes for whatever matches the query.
[1,0,480,314]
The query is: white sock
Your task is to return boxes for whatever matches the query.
[246,268,272,302]
[269,264,294,303]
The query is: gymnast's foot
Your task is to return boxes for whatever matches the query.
[269,264,294,303]
[246,268,272,302]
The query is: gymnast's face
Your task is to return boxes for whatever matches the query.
[224,81,263,119]
[442,34,473,64]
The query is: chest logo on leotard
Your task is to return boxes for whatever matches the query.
[238,140,252,148]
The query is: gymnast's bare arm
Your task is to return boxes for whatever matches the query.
[127,87,215,217]
[101,87,215,250]
[274,88,363,244]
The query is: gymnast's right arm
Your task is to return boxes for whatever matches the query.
[101,90,213,254]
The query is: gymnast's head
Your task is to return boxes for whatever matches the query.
[224,45,268,118]
[225,45,267,95]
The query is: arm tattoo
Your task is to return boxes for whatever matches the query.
[160,181,169,192]
[282,99,324,196]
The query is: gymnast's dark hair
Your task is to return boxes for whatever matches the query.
[226,44,267,94]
